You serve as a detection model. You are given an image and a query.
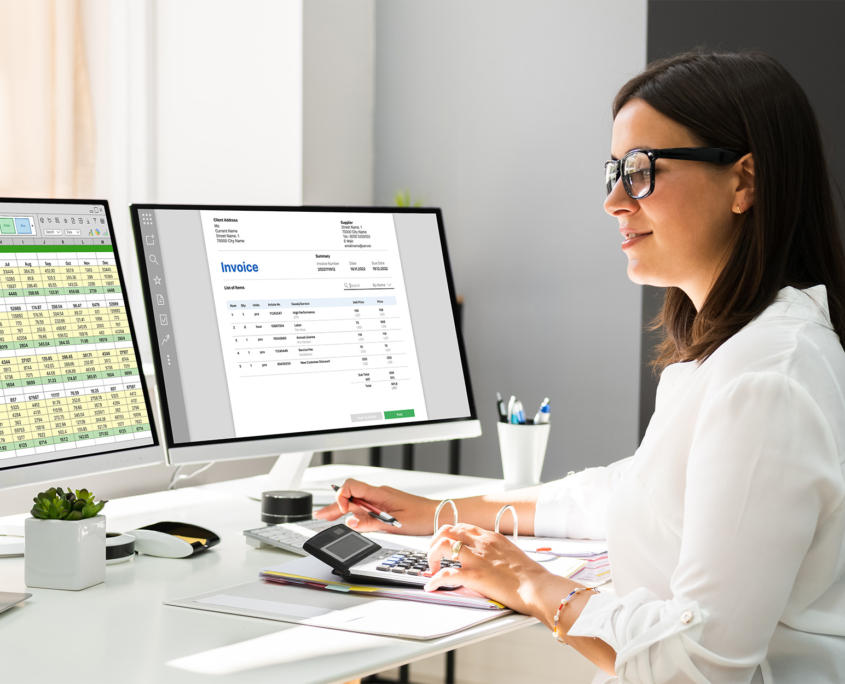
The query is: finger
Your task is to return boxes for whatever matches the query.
[430,524,479,549]
[335,478,383,515]
[314,501,342,520]
[424,567,463,592]
[343,512,396,533]
[427,536,463,573]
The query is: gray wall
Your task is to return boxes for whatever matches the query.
[303,0,376,206]
[639,0,845,440]
[373,0,647,480]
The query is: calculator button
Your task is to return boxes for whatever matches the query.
[377,565,391,572]
[391,567,407,574]
[406,569,421,576]
[422,570,433,577]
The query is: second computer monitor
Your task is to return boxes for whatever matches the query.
[130,205,479,466]
[0,198,160,491]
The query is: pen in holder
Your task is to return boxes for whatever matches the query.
[497,421,550,489]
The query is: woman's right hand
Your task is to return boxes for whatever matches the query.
[313,479,437,536]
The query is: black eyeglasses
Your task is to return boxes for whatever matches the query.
[605,148,743,200]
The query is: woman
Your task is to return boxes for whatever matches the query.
[316,50,845,683]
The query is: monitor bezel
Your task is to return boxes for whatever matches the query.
[130,203,478,451]
[0,196,160,479]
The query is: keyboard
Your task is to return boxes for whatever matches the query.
[243,515,352,555]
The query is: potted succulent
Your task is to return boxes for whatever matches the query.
[25,487,108,591]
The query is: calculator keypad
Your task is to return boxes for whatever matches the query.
[355,548,461,587]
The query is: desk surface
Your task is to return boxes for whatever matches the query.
[0,465,535,684]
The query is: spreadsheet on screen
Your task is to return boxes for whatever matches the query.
[0,202,153,469]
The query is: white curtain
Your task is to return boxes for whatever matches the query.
[0,0,95,198]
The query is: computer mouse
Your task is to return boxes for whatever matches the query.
[129,521,221,558]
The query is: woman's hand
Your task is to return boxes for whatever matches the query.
[425,523,551,616]
[313,479,438,536]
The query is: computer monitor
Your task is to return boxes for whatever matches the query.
[0,198,160,491]
[130,204,479,489]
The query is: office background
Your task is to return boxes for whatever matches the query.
[1,0,843,517]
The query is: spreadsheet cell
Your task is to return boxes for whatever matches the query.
[0,246,152,461]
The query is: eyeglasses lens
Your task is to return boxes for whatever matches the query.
[623,152,651,199]
[605,162,618,195]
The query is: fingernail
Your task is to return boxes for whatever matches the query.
[346,516,359,527]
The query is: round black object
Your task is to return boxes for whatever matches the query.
[261,490,313,524]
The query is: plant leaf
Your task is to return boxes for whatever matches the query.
[66,510,82,521]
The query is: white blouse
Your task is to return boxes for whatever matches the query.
[535,286,845,684]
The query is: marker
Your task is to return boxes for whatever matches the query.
[507,395,516,423]
[534,398,550,424]
[496,392,507,422]
[510,400,526,424]
[331,485,402,528]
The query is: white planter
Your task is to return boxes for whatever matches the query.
[25,515,106,591]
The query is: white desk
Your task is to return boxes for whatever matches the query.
[0,465,539,684]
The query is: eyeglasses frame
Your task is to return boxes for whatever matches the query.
[605,147,744,200]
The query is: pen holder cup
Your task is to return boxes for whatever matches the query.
[497,422,550,490]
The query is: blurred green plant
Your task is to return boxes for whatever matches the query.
[393,190,424,208]
[30,487,107,521]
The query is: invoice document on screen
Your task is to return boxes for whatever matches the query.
[200,211,428,437]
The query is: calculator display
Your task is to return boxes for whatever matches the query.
[323,531,376,562]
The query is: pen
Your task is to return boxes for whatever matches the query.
[507,395,516,423]
[496,392,507,422]
[534,398,551,424]
[510,400,525,424]
[331,485,403,528]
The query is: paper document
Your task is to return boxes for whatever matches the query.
[305,599,507,639]
[260,556,506,610]
[515,537,607,557]
[166,578,510,640]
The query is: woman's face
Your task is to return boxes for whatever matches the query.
[605,99,747,310]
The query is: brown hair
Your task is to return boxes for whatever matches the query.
[614,49,845,370]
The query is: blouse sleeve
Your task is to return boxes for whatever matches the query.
[534,456,634,539]
[567,371,845,683]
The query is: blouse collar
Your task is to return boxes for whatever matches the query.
[755,285,832,330]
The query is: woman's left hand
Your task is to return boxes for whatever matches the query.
[425,523,550,616]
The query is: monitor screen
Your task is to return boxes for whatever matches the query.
[131,206,474,449]
[0,199,157,477]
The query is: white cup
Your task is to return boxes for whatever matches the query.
[497,422,551,489]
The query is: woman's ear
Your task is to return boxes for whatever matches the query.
[733,153,755,214]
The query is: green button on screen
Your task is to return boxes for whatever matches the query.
[0,218,15,235]
[384,409,415,420]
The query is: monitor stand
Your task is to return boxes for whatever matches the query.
[249,451,315,502]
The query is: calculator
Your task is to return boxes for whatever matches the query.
[302,525,462,589]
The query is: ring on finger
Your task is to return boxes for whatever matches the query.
[450,540,463,561]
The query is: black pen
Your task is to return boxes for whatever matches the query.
[331,485,402,528]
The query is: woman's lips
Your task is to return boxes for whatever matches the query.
[621,232,652,250]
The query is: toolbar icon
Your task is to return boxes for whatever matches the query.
[153,275,161,286]
[156,294,164,306]
[161,334,170,345]
[145,235,155,246]
[159,314,168,326]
